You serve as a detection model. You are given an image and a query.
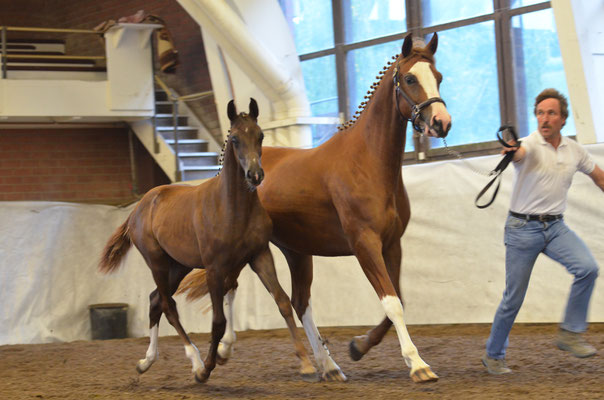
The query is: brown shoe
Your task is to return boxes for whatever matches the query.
[556,329,597,358]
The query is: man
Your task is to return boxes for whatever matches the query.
[482,88,604,375]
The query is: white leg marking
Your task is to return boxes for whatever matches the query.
[381,295,429,371]
[301,302,345,379]
[137,325,159,373]
[218,289,237,360]
[185,343,205,373]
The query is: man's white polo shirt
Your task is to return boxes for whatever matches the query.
[509,130,595,215]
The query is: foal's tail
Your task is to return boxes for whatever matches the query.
[98,217,132,274]
[176,269,209,301]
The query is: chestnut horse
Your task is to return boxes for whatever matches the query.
[98,99,317,383]
[179,33,451,382]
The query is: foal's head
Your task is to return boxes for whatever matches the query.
[394,33,451,138]
[226,98,265,188]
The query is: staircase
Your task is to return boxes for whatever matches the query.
[152,88,221,181]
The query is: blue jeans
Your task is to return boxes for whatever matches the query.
[486,214,599,359]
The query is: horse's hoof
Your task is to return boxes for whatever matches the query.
[349,339,365,361]
[323,368,348,382]
[194,369,210,384]
[216,354,229,366]
[410,367,439,383]
[301,372,321,383]
[135,360,148,374]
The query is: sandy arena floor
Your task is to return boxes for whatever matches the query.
[1,323,603,399]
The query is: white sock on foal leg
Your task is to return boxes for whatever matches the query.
[184,343,204,373]
[218,289,237,360]
[137,325,159,373]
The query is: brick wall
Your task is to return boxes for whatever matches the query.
[0,129,169,204]
[0,0,215,203]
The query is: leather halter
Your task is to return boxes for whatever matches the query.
[393,61,446,133]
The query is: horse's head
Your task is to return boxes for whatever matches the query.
[394,33,451,138]
[227,98,265,188]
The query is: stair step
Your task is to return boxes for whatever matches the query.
[155,114,188,126]
[166,139,208,153]
[156,126,198,131]
[157,126,198,141]
[155,101,174,113]
[154,91,169,101]
[179,152,219,167]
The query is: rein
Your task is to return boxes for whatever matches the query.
[393,62,446,132]
[474,125,521,208]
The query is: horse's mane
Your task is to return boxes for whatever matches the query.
[336,39,435,134]
[336,54,397,133]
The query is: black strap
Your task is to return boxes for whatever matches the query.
[475,125,520,209]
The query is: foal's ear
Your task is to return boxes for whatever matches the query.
[227,100,237,122]
[402,33,413,58]
[249,98,259,120]
[427,32,438,55]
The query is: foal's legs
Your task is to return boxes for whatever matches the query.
[138,265,194,373]
[197,267,227,383]
[280,247,346,382]
[350,230,437,383]
[142,256,205,381]
[250,247,319,382]
[216,287,237,365]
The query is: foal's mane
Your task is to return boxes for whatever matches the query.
[216,112,255,175]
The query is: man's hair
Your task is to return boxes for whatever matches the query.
[534,88,569,120]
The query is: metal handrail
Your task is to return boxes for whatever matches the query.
[0,25,106,79]
[3,26,99,34]
[2,54,105,61]
[154,74,212,102]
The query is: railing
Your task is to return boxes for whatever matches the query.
[154,74,213,182]
[0,25,105,79]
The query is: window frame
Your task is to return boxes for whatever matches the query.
[294,0,553,164]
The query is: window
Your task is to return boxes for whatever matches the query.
[300,56,340,145]
[429,21,500,147]
[280,0,565,158]
[511,8,575,137]
[280,0,334,54]
[346,0,407,43]
[421,0,492,26]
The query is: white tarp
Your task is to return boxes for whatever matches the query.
[1,143,603,345]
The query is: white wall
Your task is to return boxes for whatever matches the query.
[177,0,313,148]
[552,0,604,144]
[2,144,604,345]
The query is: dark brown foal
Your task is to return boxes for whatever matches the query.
[98,99,316,383]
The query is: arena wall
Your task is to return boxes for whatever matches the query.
[2,144,603,345]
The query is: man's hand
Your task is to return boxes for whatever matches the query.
[500,140,525,162]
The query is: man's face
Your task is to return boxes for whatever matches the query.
[536,97,566,141]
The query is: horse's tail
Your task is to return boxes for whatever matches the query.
[98,216,132,274]
[176,269,209,301]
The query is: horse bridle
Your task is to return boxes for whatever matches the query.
[393,61,446,133]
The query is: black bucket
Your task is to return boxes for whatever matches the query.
[88,303,128,340]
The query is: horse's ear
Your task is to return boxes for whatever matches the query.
[427,32,438,55]
[227,100,237,122]
[402,33,413,58]
[249,98,259,120]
